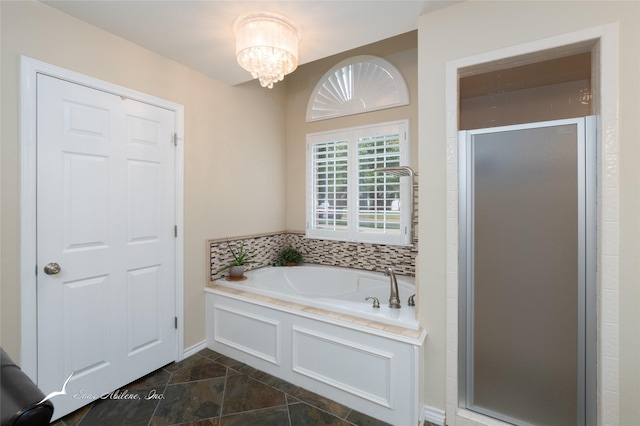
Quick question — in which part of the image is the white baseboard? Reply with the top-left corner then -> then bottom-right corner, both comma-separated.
183,340 -> 207,359
423,405 -> 446,426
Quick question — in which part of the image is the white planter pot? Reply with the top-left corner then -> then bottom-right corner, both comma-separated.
229,265 -> 246,278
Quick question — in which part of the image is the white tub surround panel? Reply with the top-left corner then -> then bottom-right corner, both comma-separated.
213,304 -> 281,365
292,326 -> 394,408
205,286 -> 425,426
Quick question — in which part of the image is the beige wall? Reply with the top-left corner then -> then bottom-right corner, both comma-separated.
0,1 -> 286,360
284,31 -> 419,231
418,0 -> 639,423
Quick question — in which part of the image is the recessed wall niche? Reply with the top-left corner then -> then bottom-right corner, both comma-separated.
459,52 -> 592,130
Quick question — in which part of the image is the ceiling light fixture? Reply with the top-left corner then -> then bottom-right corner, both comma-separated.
235,13 -> 300,89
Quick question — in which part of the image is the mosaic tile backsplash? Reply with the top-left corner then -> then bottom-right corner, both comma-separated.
209,233 -> 417,282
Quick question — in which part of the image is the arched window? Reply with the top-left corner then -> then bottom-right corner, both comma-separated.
306,55 -> 410,122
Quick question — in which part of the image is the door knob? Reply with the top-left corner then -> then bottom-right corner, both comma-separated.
44,262 -> 61,275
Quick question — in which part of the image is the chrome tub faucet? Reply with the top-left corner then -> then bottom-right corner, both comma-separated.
384,267 -> 401,309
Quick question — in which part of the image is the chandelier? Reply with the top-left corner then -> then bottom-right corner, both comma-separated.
235,13 -> 300,89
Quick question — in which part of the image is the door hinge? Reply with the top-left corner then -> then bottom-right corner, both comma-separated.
174,225 -> 178,238
174,317 -> 178,329
173,133 -> 178,146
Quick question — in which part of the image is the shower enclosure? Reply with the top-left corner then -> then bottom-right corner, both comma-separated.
458,117 -> 596,426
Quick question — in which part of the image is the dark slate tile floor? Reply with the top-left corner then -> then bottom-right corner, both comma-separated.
52,348 -> 437,426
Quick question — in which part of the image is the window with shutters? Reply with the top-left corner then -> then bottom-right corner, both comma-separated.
306,120 -> 410,245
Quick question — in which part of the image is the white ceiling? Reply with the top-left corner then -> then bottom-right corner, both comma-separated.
41,0 -> 459,86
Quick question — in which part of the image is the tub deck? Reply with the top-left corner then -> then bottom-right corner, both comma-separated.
206,282 -> 424,341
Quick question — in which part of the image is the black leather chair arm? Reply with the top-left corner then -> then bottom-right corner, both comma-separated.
1,348 -> 54,426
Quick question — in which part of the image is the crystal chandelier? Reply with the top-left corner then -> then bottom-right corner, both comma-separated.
235,13 -> 299,89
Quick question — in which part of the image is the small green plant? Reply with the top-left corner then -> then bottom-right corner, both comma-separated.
276,246 -> 304,266
216,240 -> 256,273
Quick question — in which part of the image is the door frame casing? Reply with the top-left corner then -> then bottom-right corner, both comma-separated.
443,23 -> 618,426
19,56 -> 185,381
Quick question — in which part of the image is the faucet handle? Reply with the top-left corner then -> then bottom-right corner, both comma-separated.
408,294 -> 416,306
365,297 -> 380,308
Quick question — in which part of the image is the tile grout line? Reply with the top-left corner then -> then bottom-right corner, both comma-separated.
218,365 -> 230,423
285,395 -> 294,426
145,370 -> 171,426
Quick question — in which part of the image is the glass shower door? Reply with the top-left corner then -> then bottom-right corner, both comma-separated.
458,117 -> 596,426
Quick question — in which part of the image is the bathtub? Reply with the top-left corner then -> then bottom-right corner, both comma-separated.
215,265 -> 419,330
205,264 -> 426,425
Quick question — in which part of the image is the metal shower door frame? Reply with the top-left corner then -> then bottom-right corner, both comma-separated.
458,116 -> 597,426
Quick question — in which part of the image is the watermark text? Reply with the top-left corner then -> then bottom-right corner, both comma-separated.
73,389 -> 165,401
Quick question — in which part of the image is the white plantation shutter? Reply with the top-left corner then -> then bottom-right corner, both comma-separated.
356,132 -> 403,240
307,121 -> 410,245
309,137 -> 349,237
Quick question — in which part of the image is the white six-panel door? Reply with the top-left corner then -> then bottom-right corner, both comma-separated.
36,74 -> 177,419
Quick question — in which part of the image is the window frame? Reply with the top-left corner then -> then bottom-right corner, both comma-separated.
306,120 -> 411,246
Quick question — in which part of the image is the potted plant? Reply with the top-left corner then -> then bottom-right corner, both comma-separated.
276,246 -> 304,266
216,240 -> 256,279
